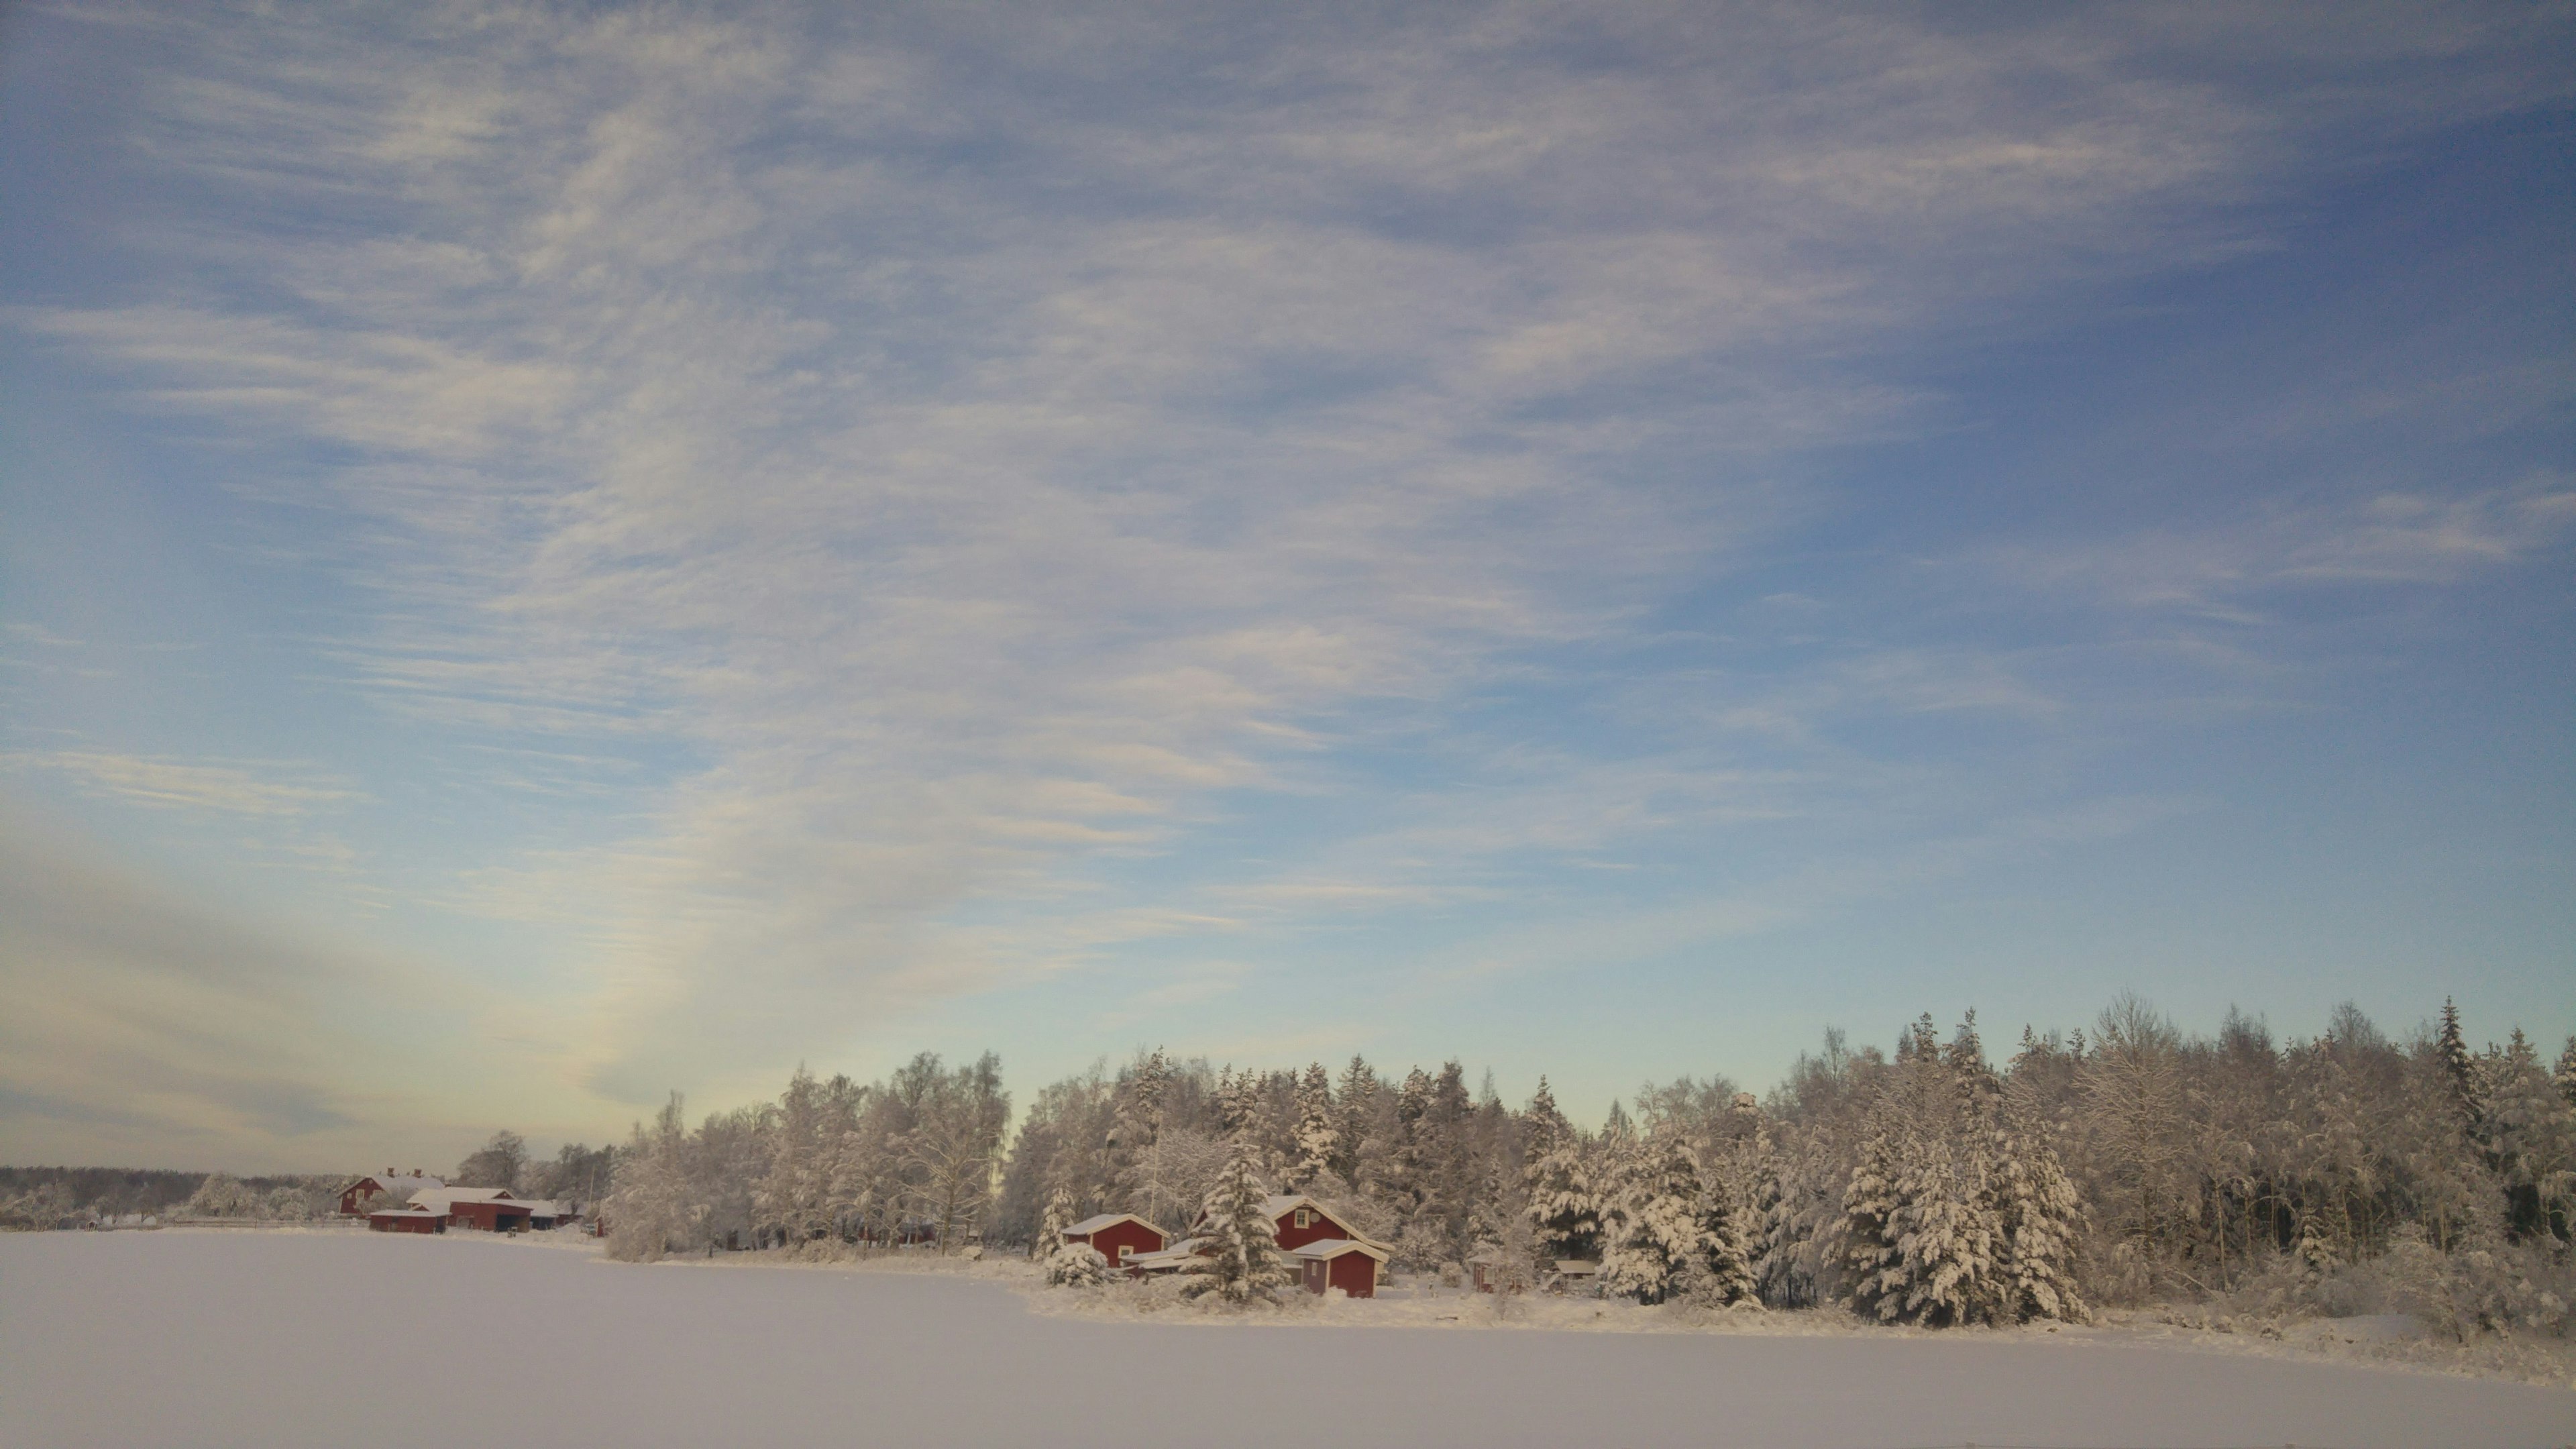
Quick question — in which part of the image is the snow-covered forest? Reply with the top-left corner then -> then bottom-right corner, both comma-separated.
602,996 -> 2571,1338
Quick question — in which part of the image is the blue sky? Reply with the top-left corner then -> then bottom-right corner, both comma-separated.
3,2 -> 2569,1171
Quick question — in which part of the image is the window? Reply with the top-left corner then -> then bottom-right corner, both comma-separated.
1118,1244 -> 1132,1262
1294,1209 -> 1312,1229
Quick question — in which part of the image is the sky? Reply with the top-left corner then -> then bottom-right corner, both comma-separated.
1,1 -> 2570,1174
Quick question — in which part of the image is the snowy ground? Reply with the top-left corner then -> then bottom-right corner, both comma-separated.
6,1230 -> 2572,1449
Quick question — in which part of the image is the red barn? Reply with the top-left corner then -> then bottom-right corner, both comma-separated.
452,1200 -> 533,1232
368,1205 -> 443,1234
1061,1213 -> 1167,1271
339,1171 -> 442,1216
410,1187 -> 533,1232
1291,1238 -> 1389,1298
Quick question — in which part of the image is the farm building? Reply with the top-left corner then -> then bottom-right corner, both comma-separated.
407,1187 -> 549,1232
368,1205 -> 443,1234
337,1171 -> 443,1216
1060,1213 -> 1166,1269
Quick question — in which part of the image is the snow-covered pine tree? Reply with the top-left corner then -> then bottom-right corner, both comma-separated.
2558,1036 -> 2576,1110
1334,1055 -> 1380,1185
2481,1028 -> 2576,1243
1034,1183 -> 1074,1261
1990,1114 -> 2088,1324
1181,1144 -> 1288,1304
1603,1126 -> 1705,1305
1838,1107 -> 1908,1319
1690,1149 -> 1762,1307
1289,1063 -> 1336,1189
1885,1142 -> 1998,1326
1108,1047 -> 1171,1212
1469,1152 -> 1540,1293
1527,1112 -> 1599,1266
2436,998 -> 2485,1132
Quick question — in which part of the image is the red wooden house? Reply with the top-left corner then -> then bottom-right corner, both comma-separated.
1061,1213 -> 1167,1271
338,1170 -> 442,1217
1140,1193 -> 1390,1297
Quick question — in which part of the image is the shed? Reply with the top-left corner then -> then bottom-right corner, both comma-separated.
1062,1213 -> 1168,1271
1291,1238 -> 1389,1298
1547,1258 -> 1603,1293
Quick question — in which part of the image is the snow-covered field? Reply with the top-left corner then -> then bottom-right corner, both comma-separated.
6,1230 -> 2571,1449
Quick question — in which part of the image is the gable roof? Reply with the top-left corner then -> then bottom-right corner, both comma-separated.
1063,1213 -> 1162,1240
346,1174 -> 443,1200
1289,1237 -> 1390,1263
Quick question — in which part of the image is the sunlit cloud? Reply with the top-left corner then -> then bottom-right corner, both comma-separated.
3,0 -> 2569,1162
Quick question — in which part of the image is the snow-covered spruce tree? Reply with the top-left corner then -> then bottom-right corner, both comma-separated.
1527,1124 -> 1599,1269
1884,1144 -> 1999,1326
1044,1242 -> 1114,1287
1034,1183 -> 1074,1261
1687,1152 -> 1762,1307
1990,1102 -> 2088,1323
1181,1145 -> 1288,1305
2481,1028 -> 2576,1244
1837,1106 -> 1909,1318
2435,998 -> 2485,1133
1289,1063 -> 1336,1190
2557,1036 -> 2576,1110
1603,1126 -> 1705,1305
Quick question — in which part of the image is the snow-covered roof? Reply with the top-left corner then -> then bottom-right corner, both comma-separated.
1552,1258 -> 1601,1275
1120,1238 -> 1205,1271
368,1203 -> 439,1218
1063,1213 -> 1159,1239
1289,1236 -> 1389,1263
404,1185 -> 515,1206
347,1173 -> 443,1199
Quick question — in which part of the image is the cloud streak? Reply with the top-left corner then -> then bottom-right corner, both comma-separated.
7,0 -> 2570,1128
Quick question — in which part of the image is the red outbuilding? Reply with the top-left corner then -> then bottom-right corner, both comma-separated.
1291,1238 -> 1389,1298
368,1205 -> 444,1234
1061,1213 -> 1167,1271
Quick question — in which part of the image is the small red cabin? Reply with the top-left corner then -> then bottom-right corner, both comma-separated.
1061,1213 -> 1167,1271
1292,1238 -> 1388,1297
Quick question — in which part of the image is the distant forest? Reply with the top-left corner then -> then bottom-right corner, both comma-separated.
11,995 -> 2567,1341
593,994 -> 2573,1339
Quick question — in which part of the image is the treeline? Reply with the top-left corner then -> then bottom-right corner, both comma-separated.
601,995 -> 2571,1334
0,1168 -> 343,1227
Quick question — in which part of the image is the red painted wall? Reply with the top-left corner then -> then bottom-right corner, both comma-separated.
370,1214 -> 438,1234
1272,1204 -> 1352,1253
1328,1252 -> 1377,1297
448,1201 -> 533,1232
1073,1218 -> 1166,1269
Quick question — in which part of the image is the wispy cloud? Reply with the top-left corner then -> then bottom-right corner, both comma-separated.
9,750 -> 357,816
8,0 -> 2570,1117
